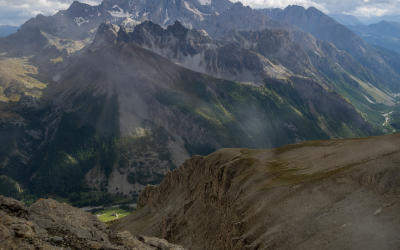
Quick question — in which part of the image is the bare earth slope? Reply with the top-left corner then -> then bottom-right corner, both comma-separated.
117,133 -> 400,250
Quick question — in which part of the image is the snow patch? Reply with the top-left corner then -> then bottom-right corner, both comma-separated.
383,111 -> 394,126
163,9 -> 170,24
199,0 -> 212,5
109,5 -> 132,18
143,12 -> 150,17
184,1 -> 204,20
74,17 -> 89,26
363,94 -> 375,104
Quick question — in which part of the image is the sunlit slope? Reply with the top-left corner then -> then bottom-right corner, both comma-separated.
0,57 -> 48,102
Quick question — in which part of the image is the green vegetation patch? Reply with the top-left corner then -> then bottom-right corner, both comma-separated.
155,76 -> 332,151
93,207 -> 133,222
0,175 -> 23,200
27,91 -> 120,197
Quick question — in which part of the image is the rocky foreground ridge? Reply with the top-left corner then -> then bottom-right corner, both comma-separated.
0,196 -> 184,250
117,133 -> 400,250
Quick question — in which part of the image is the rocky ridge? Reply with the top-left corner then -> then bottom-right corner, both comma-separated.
0,195 -> 184,250
116,133 -> 400,249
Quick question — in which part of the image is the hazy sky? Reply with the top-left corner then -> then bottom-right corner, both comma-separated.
1,0 -> 400,26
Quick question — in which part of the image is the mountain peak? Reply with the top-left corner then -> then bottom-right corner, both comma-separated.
285,5 -> 306,11
92,21 -> 119,47
67,0 -> 92,11
230,1 -> 247,10
166,21 -> 189,40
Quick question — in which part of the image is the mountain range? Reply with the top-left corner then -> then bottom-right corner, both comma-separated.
328,14 -> 364,26
0,0 -> 400,205
356,14 -> 400,25
347,21 -> 400,53
0,25 -> 20,37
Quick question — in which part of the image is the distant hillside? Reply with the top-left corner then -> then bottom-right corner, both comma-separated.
0,25 -> 20,37
348,21 -> 400,53
357,15 -> 400,25
328,14 -> 364,26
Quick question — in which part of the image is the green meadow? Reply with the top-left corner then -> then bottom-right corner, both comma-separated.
93,207 -> 133,222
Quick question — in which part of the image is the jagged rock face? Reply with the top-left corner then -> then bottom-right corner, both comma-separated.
18,0 -> 232,42
116,133 -> 400,250
219,29 -> 318,78
121,21 -> 291,84
0,195 -> 185,249
97,0 -> 233,27
91,22 -> 120,48
121,18 -> 395,110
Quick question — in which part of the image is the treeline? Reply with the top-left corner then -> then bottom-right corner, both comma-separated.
69,192 -> 137,208
27,92 -> 120,197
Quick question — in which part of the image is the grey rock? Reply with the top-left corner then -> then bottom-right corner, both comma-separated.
0,196 -> 185,250
51,236 -> 63,243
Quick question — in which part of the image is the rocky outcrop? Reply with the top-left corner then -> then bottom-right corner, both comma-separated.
117,133 -> 400,250
91,22 -> 120,48
0,195 -> 184,250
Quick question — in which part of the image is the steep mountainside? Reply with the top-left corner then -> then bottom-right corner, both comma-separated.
117,133 -> 400,250
119,20 -> 306,83
23,27 -> 380,198
348,21 -> 400,53
121,20 -> 392,127
260,5 -> 400,93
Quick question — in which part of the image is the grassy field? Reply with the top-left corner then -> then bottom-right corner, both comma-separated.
93,207 -> 132,222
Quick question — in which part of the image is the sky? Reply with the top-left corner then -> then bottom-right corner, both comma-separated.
0,0 -> 400,26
